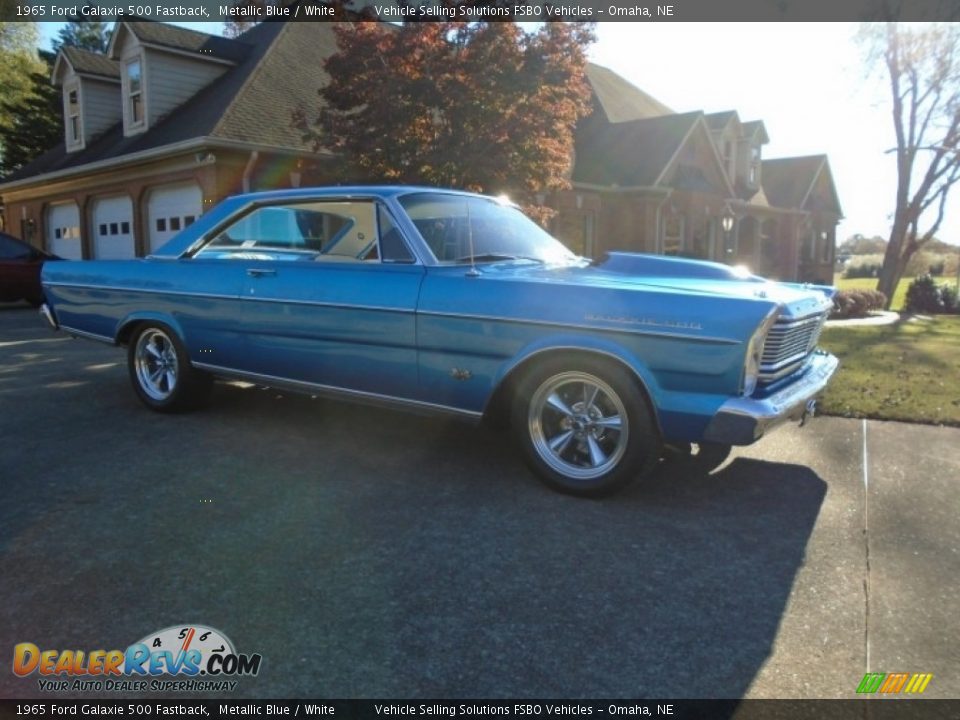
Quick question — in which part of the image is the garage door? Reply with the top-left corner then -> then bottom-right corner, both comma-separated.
147,183 -> 202,253
46,202 -> 82,259
92,196 -> 135,259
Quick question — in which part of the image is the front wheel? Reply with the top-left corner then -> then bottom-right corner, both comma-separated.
128,323 -> 211,413
512,358 -> 660,497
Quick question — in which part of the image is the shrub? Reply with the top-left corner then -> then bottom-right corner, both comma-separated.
904,274 -> 959,314
843,254 -> 885,279
844,262 -> 882,279
830,289 -> 888,319
940,283 -> 959,313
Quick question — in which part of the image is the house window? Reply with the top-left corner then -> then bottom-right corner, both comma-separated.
170,217 -> 181,232
68,89 -> 80,144
184,215 -> 195,227
748,145 -> 761,185
99,224 -> 107,236
156,218 -> 166,232
662,214 -> 683,256
121,221 -> 130,234
127,59 -> 143,125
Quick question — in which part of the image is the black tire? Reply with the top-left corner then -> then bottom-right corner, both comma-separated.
664,442 -> 732,474
511,356 -> 660,497
127,323 -> 212,413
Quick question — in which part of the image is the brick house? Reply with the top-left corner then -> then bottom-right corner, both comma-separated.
0,19 -> 841,282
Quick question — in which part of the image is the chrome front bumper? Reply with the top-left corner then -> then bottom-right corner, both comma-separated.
39,303 -> 58,331
703,351 -> 839,446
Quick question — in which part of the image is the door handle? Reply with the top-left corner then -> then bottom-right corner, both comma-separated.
246,268 -> 277,278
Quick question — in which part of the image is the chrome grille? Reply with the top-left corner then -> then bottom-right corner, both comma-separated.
759,312 -> 828,381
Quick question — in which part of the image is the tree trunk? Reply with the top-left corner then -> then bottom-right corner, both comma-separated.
877,218 -> 907,306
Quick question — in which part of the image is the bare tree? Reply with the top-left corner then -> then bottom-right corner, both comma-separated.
860,23 -> 960,306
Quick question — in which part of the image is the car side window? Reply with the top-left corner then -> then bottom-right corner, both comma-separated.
196,200 -> 414,264
378,205 -> 414,264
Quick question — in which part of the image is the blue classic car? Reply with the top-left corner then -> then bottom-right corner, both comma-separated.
40,186 -> 838,496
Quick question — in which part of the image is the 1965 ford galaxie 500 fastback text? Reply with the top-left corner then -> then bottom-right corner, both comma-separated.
40,186 -> 838,496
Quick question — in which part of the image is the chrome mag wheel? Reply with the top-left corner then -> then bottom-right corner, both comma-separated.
528,371 -> 629,482
134,327 -> 179,401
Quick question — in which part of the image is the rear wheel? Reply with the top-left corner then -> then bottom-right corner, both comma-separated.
128,323 -> 211,412
512,357 -> 660,497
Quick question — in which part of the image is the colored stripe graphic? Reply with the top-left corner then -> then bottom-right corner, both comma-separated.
857,672 -> 933,694
904,673 -> 934,694
857,673 -> 885,693
879,672 -> 909,693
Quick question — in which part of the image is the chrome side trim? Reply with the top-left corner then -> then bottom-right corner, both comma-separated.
417,309 -> 742,346
41,282 -> 414,315
39,303 -> 58,331
59,325 -> 116,345
192,362 -> 484,421
237,295 -> 413,314
43,281 -> 238,302
42,281 -> 741,344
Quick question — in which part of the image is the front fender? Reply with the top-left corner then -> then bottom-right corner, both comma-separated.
487,332 -> 664,414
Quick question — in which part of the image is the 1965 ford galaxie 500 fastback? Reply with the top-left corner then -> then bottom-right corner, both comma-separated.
40,186 -> 838,496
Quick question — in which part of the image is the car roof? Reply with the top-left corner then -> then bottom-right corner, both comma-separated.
227,185 -> 488,205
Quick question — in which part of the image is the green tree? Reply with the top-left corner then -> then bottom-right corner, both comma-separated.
0,22 -> 45,173
859,23 -> 960,307
53,18 -> 112,53
0,50 -> 63,178
0,22 -> 44,134
296,21 -> 595,215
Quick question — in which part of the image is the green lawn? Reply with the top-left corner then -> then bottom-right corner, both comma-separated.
833,273 -> 911,311
818,315 -> 960,426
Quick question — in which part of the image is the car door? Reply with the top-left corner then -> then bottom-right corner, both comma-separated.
196,198 -> 424,398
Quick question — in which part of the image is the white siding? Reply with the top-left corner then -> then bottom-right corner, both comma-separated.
82,78 -> 122,141
145,51 -> 226,127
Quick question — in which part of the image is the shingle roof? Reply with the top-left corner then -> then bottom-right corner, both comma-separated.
762,155 -> 827,209
586,63 -> 674,123
213,22 -> 340,149
574,111 -> 701,187
1,21 -> 287,185
741,120 -> 770,143
121,21 -> 250,63
61,46 -> 120,80
704,110 -> 738,130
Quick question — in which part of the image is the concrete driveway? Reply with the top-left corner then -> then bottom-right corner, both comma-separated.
0,303 -> 957,699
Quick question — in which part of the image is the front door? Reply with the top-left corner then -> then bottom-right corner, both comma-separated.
194,198 -> 424,399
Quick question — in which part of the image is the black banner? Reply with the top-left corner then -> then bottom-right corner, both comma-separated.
0,0 -> 959,22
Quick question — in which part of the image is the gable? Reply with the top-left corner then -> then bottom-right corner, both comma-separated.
573,111 -> 701,187
806,161 -> 843,215
660,119 -> 734,196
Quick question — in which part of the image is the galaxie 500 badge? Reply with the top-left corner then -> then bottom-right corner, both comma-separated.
12,624 -> 262,692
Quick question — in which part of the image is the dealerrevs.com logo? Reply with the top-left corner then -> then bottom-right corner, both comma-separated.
13,625 -> 262,693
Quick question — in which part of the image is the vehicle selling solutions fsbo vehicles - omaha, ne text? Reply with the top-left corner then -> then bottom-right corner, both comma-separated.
40,186 -> 839,496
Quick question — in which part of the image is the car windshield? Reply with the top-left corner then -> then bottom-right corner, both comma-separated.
398,192 -> 578,265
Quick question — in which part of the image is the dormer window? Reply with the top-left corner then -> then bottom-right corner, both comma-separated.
748,145 -> 761,185
67,88 -> 80,143
127,58 -> 143,126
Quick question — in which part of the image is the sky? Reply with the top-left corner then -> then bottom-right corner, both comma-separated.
37,21 -> 960,246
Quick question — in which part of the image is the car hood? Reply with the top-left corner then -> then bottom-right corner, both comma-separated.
480,252 -> 835,320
